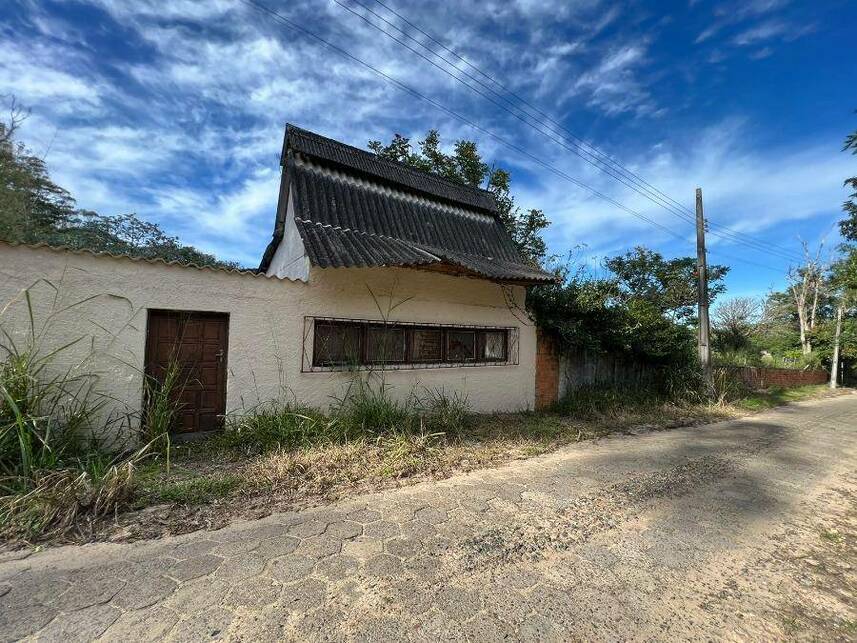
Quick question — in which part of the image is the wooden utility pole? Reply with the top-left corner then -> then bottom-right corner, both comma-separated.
696,188 -> 712,384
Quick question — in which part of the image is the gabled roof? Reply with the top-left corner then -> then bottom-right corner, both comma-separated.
260,125 -> 556,285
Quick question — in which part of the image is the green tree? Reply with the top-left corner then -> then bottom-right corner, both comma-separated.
528,246 -> 727,367
840,113 -> 857,242
604,246 -> 728,324
0,103 -> 237,269
368,130 -> 549,264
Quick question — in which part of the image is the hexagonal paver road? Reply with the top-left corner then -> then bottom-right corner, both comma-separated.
2,395 -> 856,641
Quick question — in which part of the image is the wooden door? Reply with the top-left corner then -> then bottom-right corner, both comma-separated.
145,310 -> 229,434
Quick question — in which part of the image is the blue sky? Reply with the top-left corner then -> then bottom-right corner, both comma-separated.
3,0 -> 855,300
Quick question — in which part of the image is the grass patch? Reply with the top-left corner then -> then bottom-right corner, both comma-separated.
732,385 -> 832,412
144,473 -> 244,506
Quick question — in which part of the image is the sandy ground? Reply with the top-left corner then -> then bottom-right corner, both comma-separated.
1,393 -> 855,641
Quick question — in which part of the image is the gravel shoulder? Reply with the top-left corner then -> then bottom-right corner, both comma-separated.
2,393 -> 856,641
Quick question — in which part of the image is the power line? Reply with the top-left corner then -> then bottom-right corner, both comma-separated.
238,0 -> 788,274
356,0 -> 805,263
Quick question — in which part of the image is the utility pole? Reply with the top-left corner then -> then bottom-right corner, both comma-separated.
696,188 -> 712,386
829,301 -> 843,389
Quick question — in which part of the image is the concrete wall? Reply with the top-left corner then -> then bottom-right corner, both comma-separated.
0,244 -> 536,443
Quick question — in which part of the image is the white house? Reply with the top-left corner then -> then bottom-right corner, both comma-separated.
0,125 -> 555,440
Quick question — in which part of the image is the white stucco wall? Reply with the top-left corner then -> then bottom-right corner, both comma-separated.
0,244 -> 536,443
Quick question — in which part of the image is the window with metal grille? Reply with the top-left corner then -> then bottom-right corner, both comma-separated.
310,320 -> 510,368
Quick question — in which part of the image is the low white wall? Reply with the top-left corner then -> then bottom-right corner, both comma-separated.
0,244 -> 536,443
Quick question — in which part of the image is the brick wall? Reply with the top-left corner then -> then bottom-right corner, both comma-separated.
535,329 -> 560,410
725,366 -> 828,389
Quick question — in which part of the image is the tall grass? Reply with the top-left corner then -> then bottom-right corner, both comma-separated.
0,285 -> 147,540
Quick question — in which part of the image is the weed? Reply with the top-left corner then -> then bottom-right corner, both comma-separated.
416,387 -> 471,435
150,474 -> 243,505
335,376 -> 413,434
819,528 -> 844,544
216,401 -> 341,455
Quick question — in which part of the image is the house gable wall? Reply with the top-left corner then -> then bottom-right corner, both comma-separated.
265,191 -> 310,281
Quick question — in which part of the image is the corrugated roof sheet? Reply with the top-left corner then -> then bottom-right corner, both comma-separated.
265,125 -> 557,285
286,125 -> 498,213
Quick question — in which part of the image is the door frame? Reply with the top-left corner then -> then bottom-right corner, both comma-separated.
143,308 -> 230,436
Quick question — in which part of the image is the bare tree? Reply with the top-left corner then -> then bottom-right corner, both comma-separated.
788,240 -> 825,355
713,296 -> 762,351
0,95 -> 29,145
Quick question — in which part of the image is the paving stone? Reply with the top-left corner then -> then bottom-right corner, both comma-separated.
363,520 -> 400,540
290,604 -> 347,641
401,554 -> 441,576
227,606 -> 288,641
210,539 -> 261,558
385,537 -> 422,560
412,608 -> 467,641
224,577 -> 282,609
212,552 -> 269,581
382,581 -> 435,616
399,520 -> 438,540
163,578 -> 230,616
314,555 -> 359,581
460,610 -> 516,642
341,536 -> 383,560
112,575 -> 177,610
168,607 -> 234,642
253,535 -> 300,558
167,553 -> 223,581
324,520 -> 362,540
279,578 -> 326,613
414,507 -> 448,525
172,539 -> 220,560
266,555 -> 316,582
287,519 -> 328,539
0,603 -> 57,641
35,603 -> 120,642
101,605 -> 181,642
362,554 -> 404,578
517,614 -> 566,642
351,615 -> 411,641
296,536 -> 342,560
434,585 -> 482,622
51,576 -> 125,611
4,576 -> 72,608
242,523 -> 292,541
346,508 -> 382,524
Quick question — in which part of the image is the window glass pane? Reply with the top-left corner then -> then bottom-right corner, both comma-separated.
314,323 -> 361,365
411,328 -> 442,362
366,326 -> 406,363
447,330 -> 476,361
483,331 -> 506,361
